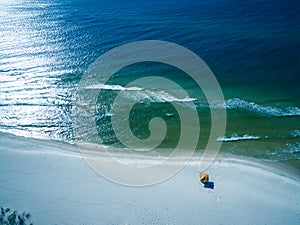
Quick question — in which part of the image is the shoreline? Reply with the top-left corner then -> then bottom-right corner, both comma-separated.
0,131 -> 299,224
1,131 -> 299,178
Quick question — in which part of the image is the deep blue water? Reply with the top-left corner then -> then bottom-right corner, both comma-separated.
0,0 -> 299,166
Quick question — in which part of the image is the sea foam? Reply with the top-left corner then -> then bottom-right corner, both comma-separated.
85,84 -> 143,91
217,133 -> 261,142
225,98 -> 300,117
87,83 -> 196,103
198,98 -> 300,117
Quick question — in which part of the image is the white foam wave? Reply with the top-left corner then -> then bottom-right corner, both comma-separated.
268,142 -> 300,161
217,133 -> 261,142
285,142 -> 300,154
226,98 -> 300,116
120,89 -> 196,103
104,112 -> 114,117
85,84 -> 143,91
166,113 -> 174,117
291,130 -> 300,137
144,90 -> 196,103
201,98 -> 300,117
85,84 -> 196,103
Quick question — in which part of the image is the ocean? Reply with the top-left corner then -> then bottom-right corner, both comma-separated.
0,0 -> 299,167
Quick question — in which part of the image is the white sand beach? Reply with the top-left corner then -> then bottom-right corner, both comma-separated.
0,132 -> 299,225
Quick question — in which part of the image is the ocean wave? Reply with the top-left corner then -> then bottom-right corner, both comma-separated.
142,90 -> 196,103
267,142 -> 300,161
112,88 -> 196,103
201,98 -> 300,117
85,84 -> 143,91
225,98 -> 300,116
85,83 -> 196,103
216,133 -> 261,142
285,142 -> 300,154
291,130 -> 300,137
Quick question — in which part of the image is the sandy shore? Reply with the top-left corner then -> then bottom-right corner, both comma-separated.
0,132 -> 299,225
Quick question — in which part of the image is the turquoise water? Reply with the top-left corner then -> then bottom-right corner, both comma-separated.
0,0 -> 299,167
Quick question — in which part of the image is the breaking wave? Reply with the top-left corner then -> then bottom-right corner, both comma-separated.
225,98 -> 300,116
291,130 -> 300,138
137,90 -> 196,103
267,142 -> 300,161
87,83 -> 196,103
217,133 -> 261,142
199,98 -> 300,117
85,84 -> 143,91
